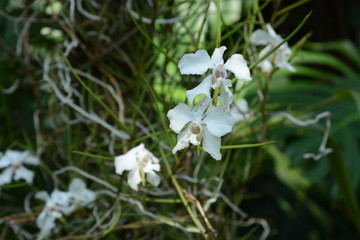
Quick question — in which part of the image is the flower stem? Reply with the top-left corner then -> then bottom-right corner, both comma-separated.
212,87 -> 220,106
216,0 -> 221,48
158,147 -> 206,235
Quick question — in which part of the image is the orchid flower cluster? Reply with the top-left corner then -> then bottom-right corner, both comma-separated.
167,46 -> 252,160
250,23 -> 296,73
35,178 -> 96,239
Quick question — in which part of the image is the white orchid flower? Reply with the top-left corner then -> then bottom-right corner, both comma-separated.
178,46 -> 252,81
167,97 -> 235,160
250,23 -> 295,73
115,143 -> 161,191
0,150 -> 39,185
179,46 -> 251,105
35,190 -> 72,240
35,179 -> 96,239
68,178 -> 96,208
230,99 -> 251,122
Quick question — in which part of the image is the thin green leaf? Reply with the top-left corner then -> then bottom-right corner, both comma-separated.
102,200 -> 121,236
328,137 -> 360,232
219,141 -> 276,150
276,0 -> 311,16
72,150 -> 114,160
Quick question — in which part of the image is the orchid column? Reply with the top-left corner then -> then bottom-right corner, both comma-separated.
167,46 -> 252,160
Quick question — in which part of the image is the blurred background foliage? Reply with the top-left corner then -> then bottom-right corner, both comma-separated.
0,0 -> 359,239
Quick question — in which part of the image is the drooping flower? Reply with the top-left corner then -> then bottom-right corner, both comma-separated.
167,97 -> 235,160
35,190 -> 72,240
0,150 -> 39,185
114,144 -> 161,191
35,178 -> 96,239
250,24 -> 295,73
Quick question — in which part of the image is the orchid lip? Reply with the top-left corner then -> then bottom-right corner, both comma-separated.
189,122 -> 201,135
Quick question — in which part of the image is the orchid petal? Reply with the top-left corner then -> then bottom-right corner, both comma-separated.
192,96 -> 212,119
0,155 -> 12,168
13,166 -> 34,184
23,152 -> 40,165
178,50 -> 211,75
203,106 -> 235,137
36,210 -> 59,240
143,161 -> 160,172
189,128 -> 202,145
172,129 -> 191,154
128,168 -> 141,191
69,178 -> 86,193
35,191 -> 50,202
146,171 -> 160,187
219,90 -> 234,112
69,178 -> 96,206
186,75 -> 212,104
275,49 -> 296,72
210,46 -> 226,68
224,54 -> 252,81
167,103 -> 194,133
250,29 -> 273,46
265,23 -> 279,39
202,127 -> 221,160
0,167 -> 13,185
212,78 -> 232,90
114,144 -> 143,175
258,59 -> 273,73
51,190 -> 71,207
150,154 -> 160,164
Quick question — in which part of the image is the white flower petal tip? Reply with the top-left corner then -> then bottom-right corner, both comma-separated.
69,178 -> 96,207
167,103 -> 193,133
0,150 -> 39,185
114,144 -> 161,191
202,128 -> 222,160
250,29 -> 273,46
224,54 -> 252,81
210,46 -> 227,67
185,75 -> 212,104
219,89 -> 234,112
288,65 -> 296,72
178,49 -> 211,75
114,144 -> 143,175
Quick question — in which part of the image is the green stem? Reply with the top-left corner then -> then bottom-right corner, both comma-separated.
72,150 -> 114,160
158,147 -> 206,235
219,141 -> 276,150
216,0 -> 221,48
212,87 -> 220,105
118,193 -> 182,204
